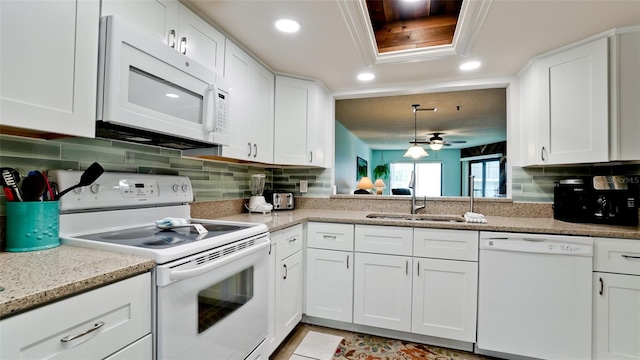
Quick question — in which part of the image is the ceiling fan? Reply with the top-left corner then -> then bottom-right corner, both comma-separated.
411,133 -> 467,151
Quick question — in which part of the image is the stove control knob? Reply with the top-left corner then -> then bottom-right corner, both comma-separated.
90,184 -> 100,194
181,184 -> 189,192
73,187 -> 83,195
172,184 -> 180,192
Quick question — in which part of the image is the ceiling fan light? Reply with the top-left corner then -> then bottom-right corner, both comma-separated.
403,144 -> 429,158
275,19 -> 301,33
429,141 -> 444,151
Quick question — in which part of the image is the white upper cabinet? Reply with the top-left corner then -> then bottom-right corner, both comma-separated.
610,29 -> 640,161
0,0 -> 99,137
525,37 -> 609,165
274,76 -> 331,167
520,27 -> 640,166
218,39 -> 274,163
102,0 -> 225,75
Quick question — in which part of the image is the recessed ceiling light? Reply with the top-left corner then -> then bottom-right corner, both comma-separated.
275,19 -> 301,33
166,93 -> 179,98
459,61 -> 481,71
357,73 -> 375,81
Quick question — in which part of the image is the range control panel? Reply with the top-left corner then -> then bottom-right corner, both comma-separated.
50,170 -> 193,212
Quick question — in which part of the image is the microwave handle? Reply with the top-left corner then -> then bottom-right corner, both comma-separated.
204,84 -> 217,133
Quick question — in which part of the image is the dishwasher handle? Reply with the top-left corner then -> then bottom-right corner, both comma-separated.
480,238 -> 593,256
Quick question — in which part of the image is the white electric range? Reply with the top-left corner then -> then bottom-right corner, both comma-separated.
52,170 -> 270,360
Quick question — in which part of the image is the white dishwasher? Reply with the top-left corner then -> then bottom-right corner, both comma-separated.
476,232 -> 593,360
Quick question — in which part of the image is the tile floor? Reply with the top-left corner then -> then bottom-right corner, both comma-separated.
269,323 -> 495,360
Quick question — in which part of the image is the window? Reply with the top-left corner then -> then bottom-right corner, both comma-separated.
390,162 -> 442,196
470,159 -> 500,197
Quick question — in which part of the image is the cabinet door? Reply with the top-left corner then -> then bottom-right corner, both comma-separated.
275,251 -> 303,344
537,37 -> 609,164
611,30 -> 640,161
353,253 -> 412,332
412,258 -> 478,342
0,0 -> 99,137
274,76 -> 317,165
593,272 -> 640,360
101,0 -> 179,46
306,248 -> 353,322
266,241 -> 278,356
177,4 -> 225,75
249,61 -> 275,163
222,39 -> 252,160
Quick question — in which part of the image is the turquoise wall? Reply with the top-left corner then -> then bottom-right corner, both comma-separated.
334,121 -> 372,194
371,149 -> 462,196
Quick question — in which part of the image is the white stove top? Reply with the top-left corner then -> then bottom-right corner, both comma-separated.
52,171 -> 268,264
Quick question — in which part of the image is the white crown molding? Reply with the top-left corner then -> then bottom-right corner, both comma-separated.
337,0 -> 493,65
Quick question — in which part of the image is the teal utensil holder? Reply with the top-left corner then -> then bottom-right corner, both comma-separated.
6,201 -> 60,252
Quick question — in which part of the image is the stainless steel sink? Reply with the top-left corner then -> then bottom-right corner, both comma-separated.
366,213 -> 465,222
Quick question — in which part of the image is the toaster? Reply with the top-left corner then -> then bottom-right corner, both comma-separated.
271,192 -> 295,210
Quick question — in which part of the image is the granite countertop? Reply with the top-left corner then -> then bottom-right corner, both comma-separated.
0,246 -> 155,318
213,209 -> 640,240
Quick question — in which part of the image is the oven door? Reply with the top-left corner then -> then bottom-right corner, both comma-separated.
97,15 -> 229,146
156,235 -> 269,360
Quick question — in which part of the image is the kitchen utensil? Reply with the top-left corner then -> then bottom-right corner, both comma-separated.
1,167 -> 23,202
42,170 -> 55,200
247,174 -> 272,213
21,171 -> 47,201
55,162 -> 104,200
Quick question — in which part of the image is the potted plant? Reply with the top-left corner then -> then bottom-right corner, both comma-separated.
373,162 -> 389,179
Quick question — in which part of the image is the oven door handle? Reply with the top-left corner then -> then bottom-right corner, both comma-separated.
169,240 -> 270,281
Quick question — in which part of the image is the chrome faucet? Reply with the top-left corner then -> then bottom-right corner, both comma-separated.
469,175 -> 475,213
409,170 -> 426,214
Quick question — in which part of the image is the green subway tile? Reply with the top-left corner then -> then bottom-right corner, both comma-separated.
162,148 -> 182,157
111,139 -> 163,155
61,143 -> 125,164
542,166 -> 590,176
53,137 -> 113,148
126,152 -> 172,167
0,156 -> 78,173
138,167 -> 180,175
0,136 -> 61,159
176,170 -> 210,180
170,156 -> 204,170
202,161 -> 230,172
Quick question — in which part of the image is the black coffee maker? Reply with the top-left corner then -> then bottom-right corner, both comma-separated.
554,176 -> 639,226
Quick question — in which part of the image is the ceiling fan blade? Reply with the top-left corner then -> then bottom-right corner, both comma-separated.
444,140 -> 467,144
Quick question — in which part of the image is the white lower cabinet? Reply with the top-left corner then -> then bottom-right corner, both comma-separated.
306,222 -> 354,323
268,225 -> 304,356
411,258 -> 478,342
593,237 -> 640,360
306,248 -> 353,322
0,273 -> 152,359
353,252 -> 413,332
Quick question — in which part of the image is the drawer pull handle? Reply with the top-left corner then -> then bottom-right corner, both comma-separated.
61,321 -> 105,343
346,254 -> 349,269
323,235 -> 337,239
417,261 -> 420,276
283,264 -> 288,280
288,237 -> 297,244
599,277 -> 604,296
621,255 -> 640,260
406,260 -> 408,275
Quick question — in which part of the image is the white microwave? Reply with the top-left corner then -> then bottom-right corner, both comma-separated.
97,15 -> 229,150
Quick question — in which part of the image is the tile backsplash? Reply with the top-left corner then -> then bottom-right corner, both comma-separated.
0,134 -> 332,215
511,164 -> 640,203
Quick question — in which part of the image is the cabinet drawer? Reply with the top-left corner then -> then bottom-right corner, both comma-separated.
594,237 -> 640,275
307,222 -> 354,251
0,273 -> 151,359
413,228 -> 479,261
273,224 -> 303,260
355,225 -> 413,256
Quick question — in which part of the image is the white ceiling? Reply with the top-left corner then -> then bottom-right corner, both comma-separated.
184,0 -> 640,150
